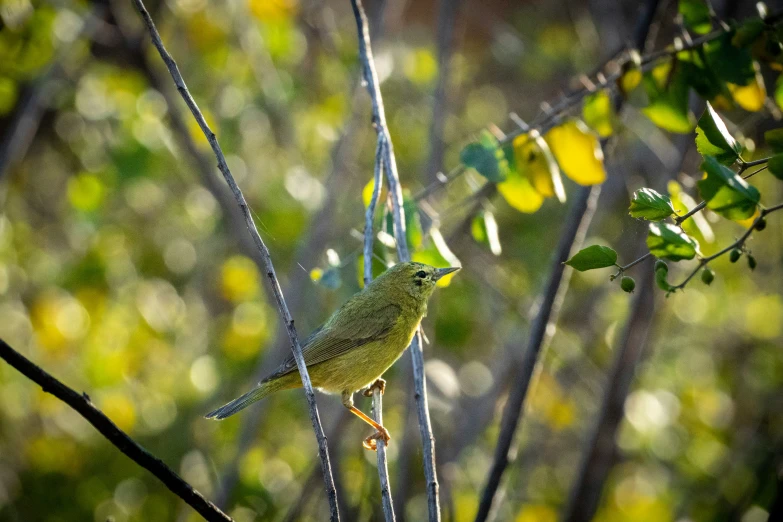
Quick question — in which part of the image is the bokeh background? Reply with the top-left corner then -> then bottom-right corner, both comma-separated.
1,0 -> 782,521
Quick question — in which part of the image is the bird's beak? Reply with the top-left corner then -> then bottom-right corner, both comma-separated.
433,266 -> 461,281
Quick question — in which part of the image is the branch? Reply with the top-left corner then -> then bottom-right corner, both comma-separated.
613,156 -> 773,279
474,2 -> 662,519
363,129 -> 395,520
473,184 -> 601,521
670,202 -> 783,291
350,0 -> 440,519
129,1 -> 340,519
0,339 -> 233,522
372,388 -> 396,521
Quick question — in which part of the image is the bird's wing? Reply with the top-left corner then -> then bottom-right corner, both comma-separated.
263,302 -> 402,381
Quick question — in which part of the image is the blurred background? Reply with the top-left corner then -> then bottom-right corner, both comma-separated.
1,0 -> 782,521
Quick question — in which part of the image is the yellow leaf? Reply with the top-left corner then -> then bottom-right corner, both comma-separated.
729,67 -> 766,112
619,68 -> 642,94
513,131 -> 565,202
498,171 -> 544,213
545,120 -> 607,185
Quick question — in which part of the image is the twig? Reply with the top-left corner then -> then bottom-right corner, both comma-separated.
615,156 -> 773,277
373,388 -> 396,521
365,134 -> 386,286
362,129 -> 396,520
0,339 -> 233,522
670,202 -> 783,290
129,1 -> 340,519
350,0 -> 440,519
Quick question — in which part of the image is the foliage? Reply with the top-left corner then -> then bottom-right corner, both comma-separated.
0,2 -> 782,522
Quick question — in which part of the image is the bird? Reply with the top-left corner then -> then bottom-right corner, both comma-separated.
205,261 -> 460,450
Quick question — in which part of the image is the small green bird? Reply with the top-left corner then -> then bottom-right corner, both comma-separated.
206,262 -> 459,450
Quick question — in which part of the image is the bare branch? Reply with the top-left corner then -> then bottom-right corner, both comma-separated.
473,184 -> 601,521
129,1 -> 339,519
0,339 -> 233,522
350,0 -> 440,519
474,2 -> 662,519
372,387 -> 396,521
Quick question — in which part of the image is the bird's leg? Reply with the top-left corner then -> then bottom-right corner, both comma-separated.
342,391 -> 391,451
362,378 -> 386,397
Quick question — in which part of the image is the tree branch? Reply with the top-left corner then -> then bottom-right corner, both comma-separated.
474,2 -> 661,519
0,339 -> 233,522
350,0 -> 440,519
473,184 -> 601,522
129,1 -> 340,519
362,130 -> 395,520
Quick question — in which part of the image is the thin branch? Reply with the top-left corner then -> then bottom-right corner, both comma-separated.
670,202 -> 783,291
0,339 -> 233,522
129,1 -> 339,519
365,134 -> 386,286
362,130 -> 396,520
373,388 -> 396,521
350,0 -> 440,519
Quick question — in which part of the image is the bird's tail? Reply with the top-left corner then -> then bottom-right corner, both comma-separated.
205,380 -> 281,420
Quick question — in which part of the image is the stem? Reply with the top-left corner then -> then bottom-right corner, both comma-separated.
671,202 -> 783,290
0,340 -> 233,522
130,1 -> 340,519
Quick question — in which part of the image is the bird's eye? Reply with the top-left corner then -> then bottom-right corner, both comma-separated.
415,270 -> 427,278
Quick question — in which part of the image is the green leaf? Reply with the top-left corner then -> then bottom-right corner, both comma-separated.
732,18 -> 766,48
764,128 -> 783,153
679,0 -> 711,35
564,245 -> 618,271
460,130 -> 508,182
703,32 -> 755,86
679,52 -> 726,102
582,90 -> 614,137
768,153 -> 783,180
629,188 -> 675,220
647,223 -> 701,261
695,102 -> 742,165
698,156 -> 760,220
642,61 -> 695,133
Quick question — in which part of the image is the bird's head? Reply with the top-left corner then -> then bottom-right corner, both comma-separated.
375,262 -> 460,300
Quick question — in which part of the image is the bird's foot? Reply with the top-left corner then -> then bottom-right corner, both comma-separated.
362,425 -> 391,451
362,378 -> 386,397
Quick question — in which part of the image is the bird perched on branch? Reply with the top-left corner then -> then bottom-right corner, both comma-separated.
206,262 -> 460,450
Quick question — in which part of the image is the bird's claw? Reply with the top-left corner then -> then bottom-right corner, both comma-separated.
362,378 -> 386,397
362,426 -> 391,451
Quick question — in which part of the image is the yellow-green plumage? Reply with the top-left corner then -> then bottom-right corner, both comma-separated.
205,262 -> 458,420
